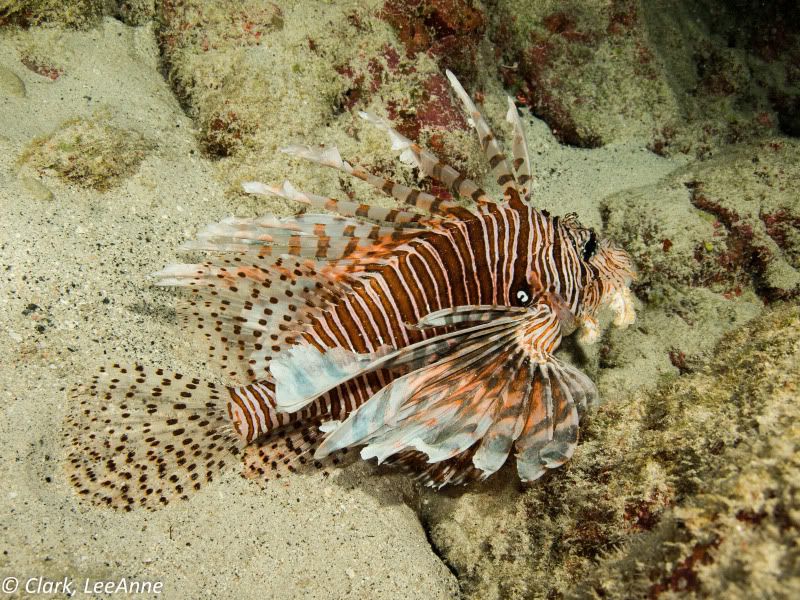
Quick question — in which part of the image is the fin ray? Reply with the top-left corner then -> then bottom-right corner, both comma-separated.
446,70 -> 522,206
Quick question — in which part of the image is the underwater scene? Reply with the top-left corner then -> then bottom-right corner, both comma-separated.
0,1 -> 798,598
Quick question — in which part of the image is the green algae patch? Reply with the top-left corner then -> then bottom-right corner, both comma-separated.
0,0 -> 104,28
19,117 -> 153,191
424,304 -> 800,599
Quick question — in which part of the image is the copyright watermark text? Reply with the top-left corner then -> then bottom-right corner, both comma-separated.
2,576 -> 163,596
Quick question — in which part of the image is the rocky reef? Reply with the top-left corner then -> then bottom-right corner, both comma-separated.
603,138 -> 800,303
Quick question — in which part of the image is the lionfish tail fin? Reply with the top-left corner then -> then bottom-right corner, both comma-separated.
64,363 -> 243,510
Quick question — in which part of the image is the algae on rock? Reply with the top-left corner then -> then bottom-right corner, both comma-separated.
603,138 -> 800,302
0,0 -> 104,28
18,116 -> 152,191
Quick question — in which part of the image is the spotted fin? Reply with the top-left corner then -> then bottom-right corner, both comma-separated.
65,364 -> 242,510
241,417 -> 347,481
153,256 -> 349,384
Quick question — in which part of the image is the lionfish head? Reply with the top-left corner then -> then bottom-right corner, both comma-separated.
559,215 -> 637,343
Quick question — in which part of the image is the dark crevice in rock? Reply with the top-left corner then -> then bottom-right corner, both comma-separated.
419,514 -> 463,597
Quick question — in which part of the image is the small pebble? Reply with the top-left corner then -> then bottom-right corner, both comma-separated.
19,176 -> 54,201
0,65 -> 26,97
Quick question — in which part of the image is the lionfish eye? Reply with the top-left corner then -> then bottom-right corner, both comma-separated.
582,230 -> 598,261
515,289 -> 531,305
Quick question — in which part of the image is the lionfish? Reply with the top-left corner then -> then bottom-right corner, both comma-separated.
66,71 -> 636,509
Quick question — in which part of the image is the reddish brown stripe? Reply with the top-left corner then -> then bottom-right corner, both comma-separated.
379,264 -> 417,327
497,173 -> 514,185
355,282 -> 394,346
228,387 -> 254,442
407,251 -> 441,312
451,172 -> 466,193
414,241 -> 451,307
334,301 -> 367,353
466,219 -> 493,303
431,227 -> 468,306
511,207 -> 532,299
398,254 -> 428,316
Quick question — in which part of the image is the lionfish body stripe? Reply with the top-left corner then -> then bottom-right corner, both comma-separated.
65,71 -> 636,509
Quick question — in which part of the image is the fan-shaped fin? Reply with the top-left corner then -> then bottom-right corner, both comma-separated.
384,447 -> 486,488
270,310 -> 528,413
65,363 -> 243,510
302,304 -> 596,486
471,350 -> 531,476
153,256 -> 348,384
514,358 -> 597,481
312,321 -> 520,462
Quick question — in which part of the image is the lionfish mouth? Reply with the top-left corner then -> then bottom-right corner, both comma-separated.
608,286 -> 636,328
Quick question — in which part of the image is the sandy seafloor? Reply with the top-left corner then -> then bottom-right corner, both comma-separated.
0,13 -> 792,600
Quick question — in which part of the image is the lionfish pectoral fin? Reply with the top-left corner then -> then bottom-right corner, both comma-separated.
314,306 -> 544,486
271,308 -> 529,414
513,356 -> 598,482
270,344 -> 390,413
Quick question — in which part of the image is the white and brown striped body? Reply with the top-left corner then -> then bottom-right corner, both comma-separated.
226,201 -> 624,448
